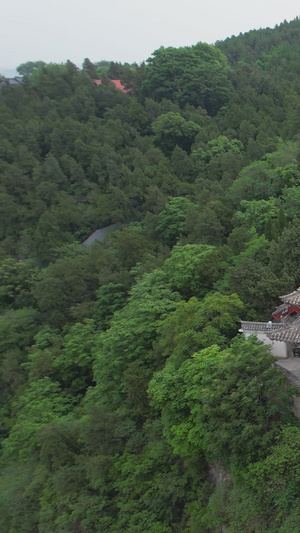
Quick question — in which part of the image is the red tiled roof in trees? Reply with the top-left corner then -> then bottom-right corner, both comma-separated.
93,79 -> 130,93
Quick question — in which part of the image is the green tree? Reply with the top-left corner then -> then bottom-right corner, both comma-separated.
0,258 -> 37,310
17,60 -> 46,76
152,112 -> 201,154
156,197 -> 196,247
92,267 -> 181,410
228,160 -> 281,205
53,319 -> 97,395
197,135 -> 243,163
143,43 -> 233,115
156,293 -> 243,368
2,377 -> 71,460
163,243 -> 221,299
149,337 -> 294,467
94,283 -> 127,330
268,220 -> 300,286
185,200 -> 233,245
32,255 -> 95,328
82,58 -> 98,79
0,461 -> 40,533
226,257 -> 287,319
234,198 -> 280,233
281,187 -> 300,218
0,307 -> 40,355
246,425 -> 300,517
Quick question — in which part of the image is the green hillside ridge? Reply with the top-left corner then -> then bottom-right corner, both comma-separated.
2,16 -> 300,532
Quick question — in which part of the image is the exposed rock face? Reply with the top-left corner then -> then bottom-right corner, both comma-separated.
276,358 -> 300,389
293,397 -> 300,420
275,358 -> 300,420
208,463 -> 231,487
208,464 -> 231,532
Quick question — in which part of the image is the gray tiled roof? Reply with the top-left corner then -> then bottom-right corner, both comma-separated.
267,317 -> 300,343
280,287 -> 300,306
241,321 -> 284,332
0,76 -> 23,86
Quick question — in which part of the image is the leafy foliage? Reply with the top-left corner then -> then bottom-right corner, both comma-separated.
143,43 -> 233,114
2,18 -> 300,532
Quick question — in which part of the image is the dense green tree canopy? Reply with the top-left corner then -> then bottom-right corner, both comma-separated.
149,337 -> 294,466
16,60 -> 46,76
2,16 -> 300,533
143,43 -> 233,114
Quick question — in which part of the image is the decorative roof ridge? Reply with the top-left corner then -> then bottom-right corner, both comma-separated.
272,303 -> 289,315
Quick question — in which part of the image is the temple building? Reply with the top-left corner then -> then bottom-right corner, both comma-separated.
272,287 -> 300,322
240,287 -> 300,359
240,287 -> 300,418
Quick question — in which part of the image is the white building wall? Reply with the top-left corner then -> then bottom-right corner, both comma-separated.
243,329 -> 290,358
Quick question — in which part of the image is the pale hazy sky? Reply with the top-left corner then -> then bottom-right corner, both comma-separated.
2,0 -> 300,71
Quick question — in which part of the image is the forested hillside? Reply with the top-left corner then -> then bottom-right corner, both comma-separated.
2,17 -> 300,532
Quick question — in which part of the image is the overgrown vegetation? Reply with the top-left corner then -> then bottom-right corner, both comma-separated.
2,17 -> 300,532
